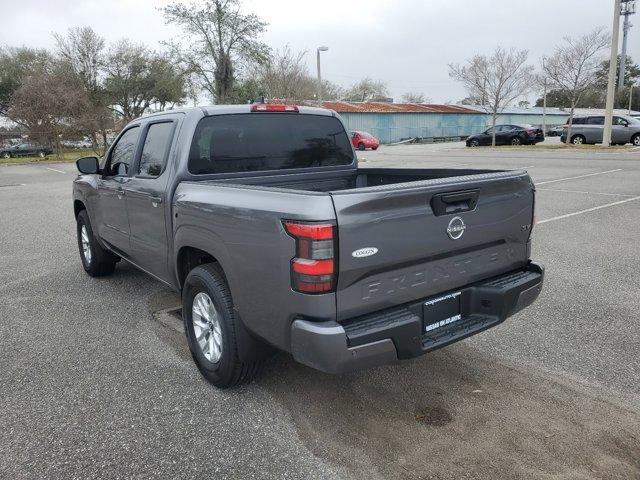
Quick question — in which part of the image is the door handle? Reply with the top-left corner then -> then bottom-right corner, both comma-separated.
431,189 -> 479,216
149,195 -> 163,206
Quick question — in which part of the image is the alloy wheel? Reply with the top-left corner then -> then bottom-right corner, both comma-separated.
192,292 -> 223,363
81,225 -> 92,264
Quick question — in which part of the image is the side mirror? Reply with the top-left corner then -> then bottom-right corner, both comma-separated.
76,156 -> 99,174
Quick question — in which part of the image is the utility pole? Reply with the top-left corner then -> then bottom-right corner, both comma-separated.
630,84 -> 634,114
316,46 -> 328,105
618,0 -> 636,90
603,0 -> 622,146
541,58 -> 548,135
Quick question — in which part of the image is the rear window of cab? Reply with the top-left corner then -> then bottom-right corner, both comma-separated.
188,113 -> 354,174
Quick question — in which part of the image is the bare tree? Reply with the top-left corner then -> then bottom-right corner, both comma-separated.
401,92 -> 430,103
254,46 -> 343,102
449,47 -> 534,146
258,46 -> 315,101
543,27 -> 610,144
54,27 -> 111,150
344,78 -> 389,102
0,47 -> 52,115
54,27 -> 104,93
163,0 -> 269,104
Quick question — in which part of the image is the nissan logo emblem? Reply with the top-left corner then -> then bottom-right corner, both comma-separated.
446,216 -> 466,240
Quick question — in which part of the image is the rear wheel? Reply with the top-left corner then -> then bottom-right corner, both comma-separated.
510,137 -> 522,146
76,210 -> 118,276
182,264 -> 264,389
632,134 -> 640,146
571,134 -> 586,145
357,142 -> 365,151
372,146 -> 378,150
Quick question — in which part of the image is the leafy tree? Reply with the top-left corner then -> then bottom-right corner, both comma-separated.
104,40 -> 186,120
0,47 -> 52,115
595,55 -> 640,89
450,47 -> 534,146
163,0 -> 269,104
344,78 -> 389,102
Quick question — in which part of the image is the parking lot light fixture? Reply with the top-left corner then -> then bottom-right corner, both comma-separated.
317,46 -> 329,105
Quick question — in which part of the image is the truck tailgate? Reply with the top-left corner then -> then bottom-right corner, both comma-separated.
330,170 -> 534,321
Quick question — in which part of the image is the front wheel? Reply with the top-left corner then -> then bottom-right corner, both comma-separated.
76,210 -> 118,276
631,134 -> 640,146
1,152 -> 10,159
182,264 -> 264,388
468,139 -> 479,147
37,151 -> 46,158
357,142 -> 365,151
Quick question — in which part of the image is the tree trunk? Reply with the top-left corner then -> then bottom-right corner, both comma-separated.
565,102 -> 576,146
491,113 -> 497,146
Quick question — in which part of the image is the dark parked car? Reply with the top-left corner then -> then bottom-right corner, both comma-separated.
0,142 -> 53,158
466,124 -> 544,147
73,104 -> 543,388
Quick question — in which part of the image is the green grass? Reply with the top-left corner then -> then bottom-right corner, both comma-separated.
0,149 -> 101,165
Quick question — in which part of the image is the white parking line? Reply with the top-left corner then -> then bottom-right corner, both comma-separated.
537,195 -> 640,224
45,167 -> 66,174
536,169 -> 622,185
537,188 -> 635,197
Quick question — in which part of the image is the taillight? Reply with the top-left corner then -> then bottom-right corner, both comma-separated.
251,104 -> 299,113
283,220 -> 336,294
526,129 -> 536,137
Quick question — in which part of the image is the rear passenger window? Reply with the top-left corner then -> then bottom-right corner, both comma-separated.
138,122 -> 174,177
586,117 -> 604,125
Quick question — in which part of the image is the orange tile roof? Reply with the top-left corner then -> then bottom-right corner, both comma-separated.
315,101 -> 477,114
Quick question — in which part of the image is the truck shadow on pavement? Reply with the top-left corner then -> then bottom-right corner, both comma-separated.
258,348 -> 640,480
149,291 -> 639,480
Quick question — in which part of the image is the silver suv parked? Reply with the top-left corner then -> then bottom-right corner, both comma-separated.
561,115 -> 640,145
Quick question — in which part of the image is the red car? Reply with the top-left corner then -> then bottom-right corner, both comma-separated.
350,130 -> 380,150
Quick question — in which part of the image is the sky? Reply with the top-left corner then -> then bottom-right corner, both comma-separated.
0,0 -> 637,104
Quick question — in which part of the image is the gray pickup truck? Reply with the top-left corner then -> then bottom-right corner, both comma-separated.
73,104 -> 544,388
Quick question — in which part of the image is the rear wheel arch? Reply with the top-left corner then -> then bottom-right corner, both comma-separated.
177,246 -> 227,290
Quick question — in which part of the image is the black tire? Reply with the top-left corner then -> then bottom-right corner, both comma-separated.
182,264 -> 263,388
357,142 -> 365,151
571,134 -> 586,145
37,151 -> 46,158
468,138 -> 479,147
631,134 -> 640,147
372,146 -> 378,150
76,210 -> 117,277
1,152 -> 10,159
510,136 -> 522,146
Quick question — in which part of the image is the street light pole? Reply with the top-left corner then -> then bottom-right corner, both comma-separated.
603,0 -> 622,146
316,46 -> 328,105
541,58 -> 548,135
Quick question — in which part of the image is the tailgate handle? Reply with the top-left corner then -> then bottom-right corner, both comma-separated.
431,189 -> 479,216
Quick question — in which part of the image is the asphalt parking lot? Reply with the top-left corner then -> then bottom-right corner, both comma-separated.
1,144 -> 639,479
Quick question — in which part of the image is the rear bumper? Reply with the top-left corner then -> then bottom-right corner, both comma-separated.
290,261 -> 544,374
